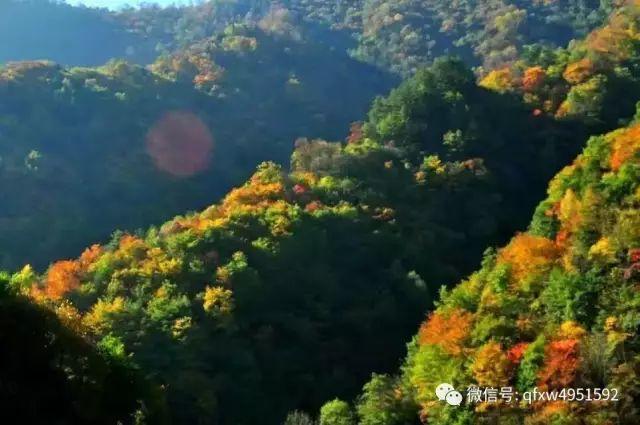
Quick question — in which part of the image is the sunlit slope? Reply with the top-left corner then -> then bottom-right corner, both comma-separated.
116,0 -> 613,75
479,1 -> 640,129
15,56 -> 591,424
329,120 -> 640,425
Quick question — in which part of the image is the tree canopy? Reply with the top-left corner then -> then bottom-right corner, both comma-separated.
3,1 -> 640,424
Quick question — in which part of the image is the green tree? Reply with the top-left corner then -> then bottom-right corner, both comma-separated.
357,374 -> 415,425
320,399 -> 355,425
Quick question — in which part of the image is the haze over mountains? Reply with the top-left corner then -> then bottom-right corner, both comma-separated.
66,0 -> 192,9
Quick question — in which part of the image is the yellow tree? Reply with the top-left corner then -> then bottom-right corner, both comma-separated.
472,341 -> 513,387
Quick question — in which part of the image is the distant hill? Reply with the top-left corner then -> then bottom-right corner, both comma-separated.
1,0 -> 614,74
0,0 -> 160,65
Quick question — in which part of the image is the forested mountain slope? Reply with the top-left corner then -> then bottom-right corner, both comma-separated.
7,56 -> 590,424
479,1 -> 640,127
0,23 -> 392,270
305,5 -> 640,423
3,0 -> 614,75
0,274 -> 162,424
115,0 -> 615,75
339,0 -> 614,75
321,116 -> 640,425
3,2 -> 640,425
0,0 -> 626,271
116,0 -> 616,76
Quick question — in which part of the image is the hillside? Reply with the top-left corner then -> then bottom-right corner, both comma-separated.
1,0 -> 625,275
0,23 -> 392,270
0,274 -> 163,424
319,116 -> 640,425
3,0 -> 613,75
9,56 -> 592,424
3,1 -> 640,425
303,6 -> 640,423
478,2 -> 640,129
113,0 -> 614,76
342,0 -> 614,75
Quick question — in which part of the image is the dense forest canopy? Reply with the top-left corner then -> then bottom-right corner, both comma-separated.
3,0 -> 640,424
0,276 -> 161,424
1,0 -> 630,270
0,20 -> 392,270
2,0 -> 617,73
307,2 -> 640,424
319,114 -> 640,425
18,53 -> 595,423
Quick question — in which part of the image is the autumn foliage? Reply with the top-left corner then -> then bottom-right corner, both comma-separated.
585,8 -> 640,62
355,109 -> 640,423
537,339 -> 580,390
43,260 -> 81,300
79,244 -> 103,269
479,67 -> 515,93
497,234 -> 559,282
522,66 -> 546,91
609,124 -> 640,171
418,309 -> 473,356
563,58 -> 595,84
506,342 -> 529,364
472,341 -> 513,387
11,3 -> 640,422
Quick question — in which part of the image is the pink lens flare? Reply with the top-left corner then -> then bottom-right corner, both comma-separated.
146,111 -> 214,177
